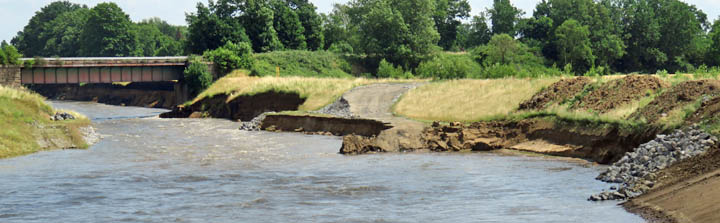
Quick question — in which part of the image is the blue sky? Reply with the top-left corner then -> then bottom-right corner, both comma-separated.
1,0 -> 718,43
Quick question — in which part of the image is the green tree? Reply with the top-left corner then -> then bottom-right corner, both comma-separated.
11,1 -> 84,57
184,58 -> 213,97
292,0 -> 325,50
79,3 -> 137,56
136,23 -> 183,56
488,0 -> 522,35
465,14 -> 492,48
139,17 -> 187,41
708,18 -> 720,67
243,0 -> 284,52
433,0 -> 471,50
2,45 -> 23,65
271,0 -> 307,50
478,34 -> 539,65
38,8 -> 90,57
186,2 -> 250,54
555,19 -> 594,73
353,0 -> 440,68
203,41 -> 255,75
322,4 -> 357,51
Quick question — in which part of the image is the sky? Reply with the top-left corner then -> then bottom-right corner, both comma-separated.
1,0 -> 719,43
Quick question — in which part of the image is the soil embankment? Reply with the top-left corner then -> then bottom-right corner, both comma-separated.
161,91 -> 306,121
261,115 -> 391,136
519,77 -> 591,110
30,82 -> 179,108
576,75 -> 667,113
421,119 -> 659,164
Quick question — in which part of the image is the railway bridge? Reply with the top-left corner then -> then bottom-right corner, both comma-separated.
0,57 -> 205,106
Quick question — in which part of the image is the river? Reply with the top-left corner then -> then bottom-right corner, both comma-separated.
0,101 -> 643,222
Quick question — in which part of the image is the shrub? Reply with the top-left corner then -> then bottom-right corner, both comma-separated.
203,41 -> 254,76
252,50 -> 353,78
23,59 -> 35,68
184,58 -> 213,97
33,56 -> 47,67
2,45 -> 22,65
328,41 -> 354,54
376,59 -> 410,78
0,49 -> 6,65
416,54 -> 482,79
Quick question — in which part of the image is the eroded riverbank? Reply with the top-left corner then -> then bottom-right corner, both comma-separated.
0,101 -> 643,222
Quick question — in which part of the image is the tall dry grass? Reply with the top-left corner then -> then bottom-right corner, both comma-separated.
393,78 -> 562,122
196,70 -> 416,111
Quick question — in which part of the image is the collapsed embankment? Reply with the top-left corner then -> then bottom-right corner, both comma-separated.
261,114 -> 391,136
0,86 -> 96,159
160,91 -> 306,121
29,82 -> 180,109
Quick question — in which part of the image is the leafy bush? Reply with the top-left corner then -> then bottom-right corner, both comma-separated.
376,59 -> 412,78
203,41 -> 254,76
2,45 -> 22,65
0,49 -> 6,65
328,41 -> 354,54
184,57 -> 213,97
416,54 -> 482,79
252,50 -> 352,78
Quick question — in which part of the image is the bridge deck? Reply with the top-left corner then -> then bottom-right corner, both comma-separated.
20,57 -> 188,84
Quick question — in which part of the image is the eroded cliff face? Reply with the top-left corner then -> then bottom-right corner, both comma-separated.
30,83 -> 179,109
161,91 -> 306,121
341,119 -> 661,164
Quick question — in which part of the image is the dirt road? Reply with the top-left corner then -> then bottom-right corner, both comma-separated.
341,83 -> 426,152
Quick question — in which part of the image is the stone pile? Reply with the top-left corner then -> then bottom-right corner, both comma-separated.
315,96 -> 355,118
590,125 -> 717,201
239,113 -> 270,131
50,112 -> 75,121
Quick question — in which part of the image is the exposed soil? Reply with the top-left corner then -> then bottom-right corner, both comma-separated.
30,83 -> 179,108
519,77 -> 591,110
624,146 -> 720,223
577,75 -> 667,113
421,119 -> 660,164
261,114 -> 392,136
632,80 -> 720,123
687,95 -> 720,124
160,91 -> 306,121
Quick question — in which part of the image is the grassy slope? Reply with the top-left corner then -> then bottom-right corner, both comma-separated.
394,74 -> 720,133
195,70 -> 416,111
0,86 -> 89,159
393,78 -> 563,122
253,50 -> 353,78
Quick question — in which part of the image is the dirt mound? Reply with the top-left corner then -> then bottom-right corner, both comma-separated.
519,77 -> 591,110
688,96 -> 720,123
631,80 -> 720,123
577,75 -> 666,113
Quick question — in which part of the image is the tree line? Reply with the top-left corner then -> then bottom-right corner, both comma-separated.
10,0 -> 720,76
11,1 -> 185,57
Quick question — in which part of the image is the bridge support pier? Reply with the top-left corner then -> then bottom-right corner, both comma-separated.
174,82 -> 189,104
0,66 -> 21,87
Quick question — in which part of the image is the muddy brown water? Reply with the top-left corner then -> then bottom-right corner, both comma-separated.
0,101 -> 643,222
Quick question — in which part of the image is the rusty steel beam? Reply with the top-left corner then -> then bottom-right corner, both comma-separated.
21,65 -> 182,84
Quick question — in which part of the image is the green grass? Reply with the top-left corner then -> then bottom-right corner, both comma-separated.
252,50 -> 353,78
0,86 -> 89,159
